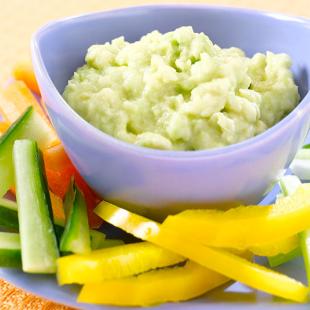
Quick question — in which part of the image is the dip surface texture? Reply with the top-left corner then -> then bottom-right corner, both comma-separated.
63,27 -> 299,151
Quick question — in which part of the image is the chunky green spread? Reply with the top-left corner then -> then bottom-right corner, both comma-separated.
63,26 -> 299,151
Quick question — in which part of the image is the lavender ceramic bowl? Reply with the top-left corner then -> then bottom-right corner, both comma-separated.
31,5 -> 310,219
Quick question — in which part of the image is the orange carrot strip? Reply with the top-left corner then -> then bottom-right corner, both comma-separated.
0,121 -> 9,134
50,190 -> 65,225
43,144 -> 102,228
0,81 -> 59,147
43,144 -> 73,172
12,60 -> 40,94
1,80 -> 47,123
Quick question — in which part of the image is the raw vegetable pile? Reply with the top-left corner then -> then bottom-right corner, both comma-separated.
0,61 -> 310,306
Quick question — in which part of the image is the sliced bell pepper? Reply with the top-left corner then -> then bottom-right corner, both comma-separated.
95,202 -> 309,303
57,242 -> 184,285
249,235 -> 298,257
278,175 -> 310,284
78,261 -> 229,306
161,184 -> 310,250
12,60 -> 40,94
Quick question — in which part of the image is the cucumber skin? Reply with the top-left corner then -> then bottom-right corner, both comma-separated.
0,207 -> 19,231
14,140 -> 59,273
60,182 -> 91,254
0,203 -> 64,236
0,249 -> 21,268
0,107 -> 33,198
54,224 -> 64,241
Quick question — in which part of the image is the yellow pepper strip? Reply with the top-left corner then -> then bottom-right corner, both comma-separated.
162,184 -> 310,249
249,235 -> 298,257
95,202 -> 309,303
57,242 -> 184,285
78,260 -> 229,306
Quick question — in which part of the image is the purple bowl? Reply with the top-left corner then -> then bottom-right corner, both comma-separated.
31,5 -> 310,219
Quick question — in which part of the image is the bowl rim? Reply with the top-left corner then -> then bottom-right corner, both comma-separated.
31,3 -> 310,159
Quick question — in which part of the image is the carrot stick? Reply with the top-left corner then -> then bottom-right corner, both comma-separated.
12,60 -> 40,94
0,81 -> 59,147
0,121 -> 9,134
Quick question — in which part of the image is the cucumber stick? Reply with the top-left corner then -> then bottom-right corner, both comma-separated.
276,175 -> 310,285
0,198 -> 102,249
90,230 -> 106,250
0,198 -> 19,230
0,232 -> 21,267
14,140 -> 59,273
60,181 -> 91,254
267,247 -> 301,268
89,230 -> 125,250
268,175 -> 302,267
95,239 -> 124,249
0,197 -> 64,239
0,106 -> 55,197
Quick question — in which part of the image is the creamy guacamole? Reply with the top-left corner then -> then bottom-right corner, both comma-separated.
63,26 -> 299,151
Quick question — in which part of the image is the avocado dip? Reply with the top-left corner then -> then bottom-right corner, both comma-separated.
63,26 -> 299,151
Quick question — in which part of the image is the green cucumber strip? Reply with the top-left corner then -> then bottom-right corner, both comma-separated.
0,198 -> 17,210
0,106 -> 55,197
96,239 -> 124,249
267,175 -> 302,268
290,159 -> 310,180
54,224 -> 64,241
299,230 -> 310,284
268,247 -> 301,268
60,181 -> 91,254
278,175 -> 302,196
63,178 -> 75,219
0,197 -> 64,237
277,175 -> 310,285
302,144 -> 310,149
14,140 -> 59,273
0,198 -> 19,230
295,148 -> 310,160
90,230 -> 106,250
0,107 -> 33,198
0,232 -> 21,267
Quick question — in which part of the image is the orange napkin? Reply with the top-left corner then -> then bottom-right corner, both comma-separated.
0,278 -> 74,309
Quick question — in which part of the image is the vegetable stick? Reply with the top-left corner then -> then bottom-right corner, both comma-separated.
95,202 -> 309,303
278,175 -> 310,284
57,242 -> 184,285
14,140 -> 59,273
161,184 -> 310,249
0,121 -> 9,134
12,60 -> 40,94
78,261 -> 228,306
0,81 -> 59,146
